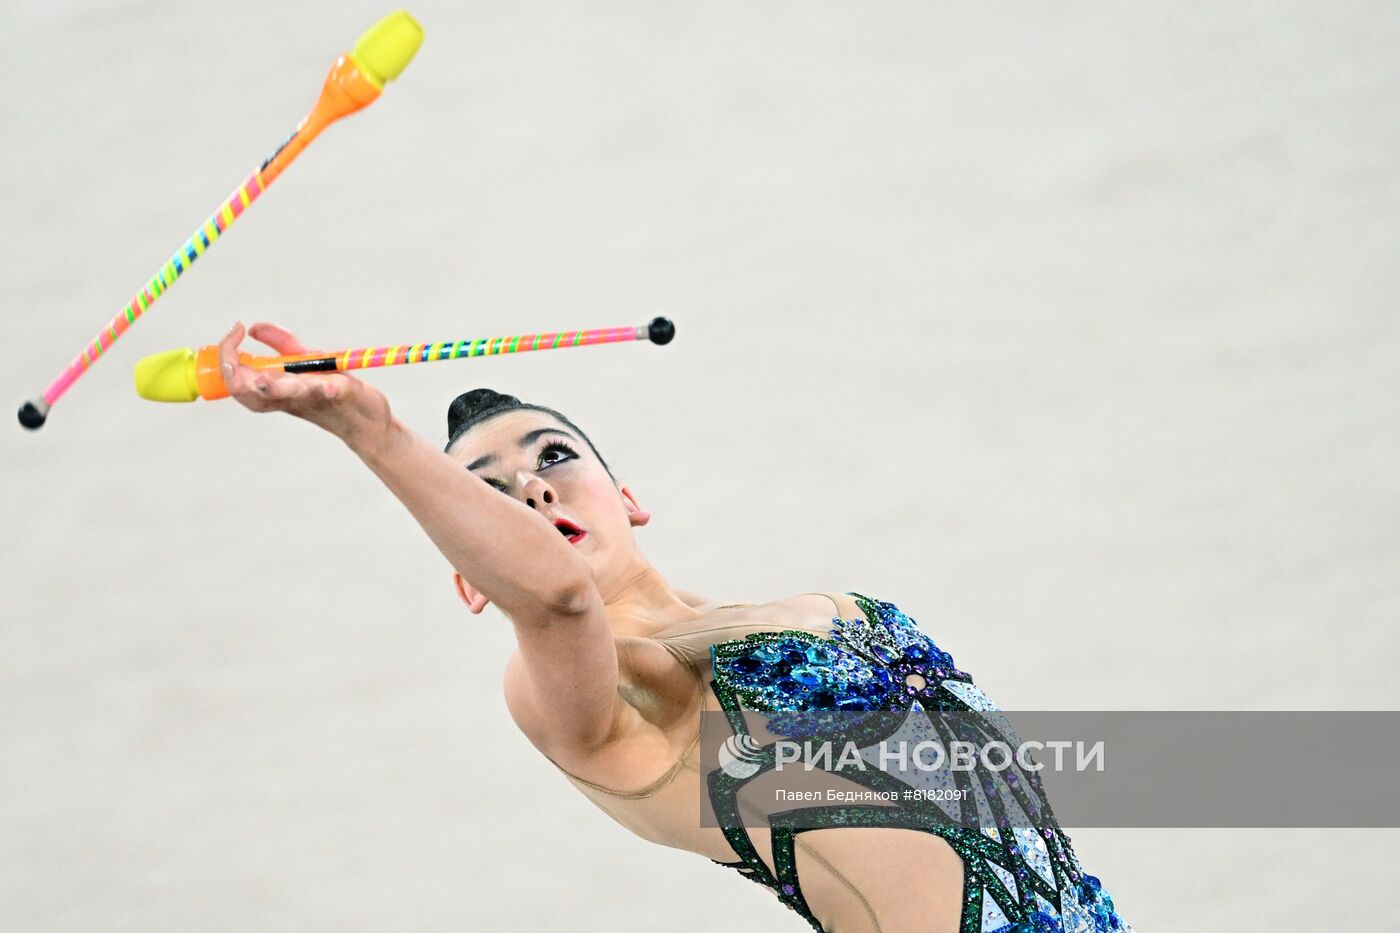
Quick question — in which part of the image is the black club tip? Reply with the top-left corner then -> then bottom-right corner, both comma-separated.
647,317 -> 675,346
18,401 -> 48,431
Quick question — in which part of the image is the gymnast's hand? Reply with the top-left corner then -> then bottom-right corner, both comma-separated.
218,321 -> 393,447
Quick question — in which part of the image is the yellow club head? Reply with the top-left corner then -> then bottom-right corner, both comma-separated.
351,10 -> 424,89
134,347 -> 199,403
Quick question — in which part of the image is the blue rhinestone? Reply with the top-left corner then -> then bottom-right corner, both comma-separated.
810,690 -> 837,709
733,656 -> 763,675
905,644 -> 928,661
753,644 -> 781,662
804,645 -> 834,665
871,643 -> 896,664
791,666 -> 821,686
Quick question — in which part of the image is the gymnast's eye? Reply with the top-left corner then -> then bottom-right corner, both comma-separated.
482,477 -> 510,494
537,440 -> 578,470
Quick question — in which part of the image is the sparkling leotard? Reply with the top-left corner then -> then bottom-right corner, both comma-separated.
706,594 -> 1132,933
547,593 -> 1132,932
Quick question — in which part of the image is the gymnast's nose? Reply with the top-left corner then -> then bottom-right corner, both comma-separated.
520,474 -> 557,511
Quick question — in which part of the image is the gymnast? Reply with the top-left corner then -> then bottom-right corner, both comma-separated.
215,320 -> 1131,933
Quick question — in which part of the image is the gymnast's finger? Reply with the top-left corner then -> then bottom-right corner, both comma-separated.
248,322 -> 314,356
219,322 -> 280,412
217,321 -> 252,396
250,368 -> 312,406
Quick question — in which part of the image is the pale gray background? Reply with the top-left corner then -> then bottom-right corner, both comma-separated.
3,2 -> 1396,931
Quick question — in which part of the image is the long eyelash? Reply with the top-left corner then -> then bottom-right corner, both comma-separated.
538,440 -> 578,468
476,441 -> 577,491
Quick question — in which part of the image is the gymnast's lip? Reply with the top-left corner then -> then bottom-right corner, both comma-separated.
553,518 -> 587,545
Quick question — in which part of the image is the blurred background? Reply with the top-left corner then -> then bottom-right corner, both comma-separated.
3,2 -> 1396,930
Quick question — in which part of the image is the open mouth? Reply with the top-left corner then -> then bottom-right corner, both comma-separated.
552,518 -> 587,545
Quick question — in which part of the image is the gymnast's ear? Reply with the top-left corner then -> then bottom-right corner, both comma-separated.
619,484 -> 651,527
453,572 -> 491,614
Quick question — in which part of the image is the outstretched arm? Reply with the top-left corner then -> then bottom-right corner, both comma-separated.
217,322 -> 621,753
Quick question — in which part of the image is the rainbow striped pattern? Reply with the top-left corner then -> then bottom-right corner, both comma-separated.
42,169 -> 270,406
326,326 -> 643,372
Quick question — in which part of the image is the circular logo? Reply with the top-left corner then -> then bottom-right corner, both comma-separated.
719,733 -> 764,779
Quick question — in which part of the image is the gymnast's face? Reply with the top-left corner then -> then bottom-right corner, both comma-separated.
446,409 -> 648,595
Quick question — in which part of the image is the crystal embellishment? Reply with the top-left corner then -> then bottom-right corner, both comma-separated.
706,593 -> 1133,932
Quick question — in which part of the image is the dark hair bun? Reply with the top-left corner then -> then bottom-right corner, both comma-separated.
447,388 -> 522,442
442,388 -> 613,477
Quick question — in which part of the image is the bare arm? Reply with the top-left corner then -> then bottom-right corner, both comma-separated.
218,322 -> 621,752
360,420 -> 622,753
356,418 -> 592,618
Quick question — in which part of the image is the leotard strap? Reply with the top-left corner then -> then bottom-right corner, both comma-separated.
802,591 -> 862,622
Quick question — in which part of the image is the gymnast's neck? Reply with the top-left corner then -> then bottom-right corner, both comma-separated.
602,563 -> 704,637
